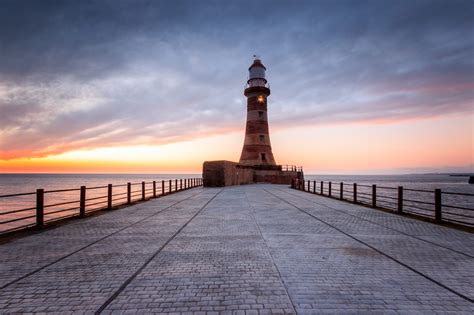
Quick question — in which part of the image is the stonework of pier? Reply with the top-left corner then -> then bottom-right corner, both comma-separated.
0,185 -> 473,314
202,161 -> 299,187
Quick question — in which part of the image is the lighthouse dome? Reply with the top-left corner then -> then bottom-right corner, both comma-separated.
249,58 -> 266,80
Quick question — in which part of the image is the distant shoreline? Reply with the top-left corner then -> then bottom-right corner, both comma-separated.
449,174 -> 474,177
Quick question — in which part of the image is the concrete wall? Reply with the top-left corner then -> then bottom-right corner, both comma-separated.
254,170 -> 298,184
203,160 -> 301,187
202,161 -> 253,187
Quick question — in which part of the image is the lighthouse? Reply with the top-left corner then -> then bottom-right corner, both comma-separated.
239,57 -> 276,166
202,57 -> 303,187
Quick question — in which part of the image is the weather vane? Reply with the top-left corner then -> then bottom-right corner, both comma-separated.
253,54 -> 260,59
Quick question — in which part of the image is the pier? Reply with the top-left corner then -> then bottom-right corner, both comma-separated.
1,184 -> 473,313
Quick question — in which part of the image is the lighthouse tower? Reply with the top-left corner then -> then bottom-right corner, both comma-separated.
202,57 -> 302,187
239,57 -> 276,166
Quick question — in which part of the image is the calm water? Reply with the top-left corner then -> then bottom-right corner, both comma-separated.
0,173 -> 472,232
305,174 -> 473,194
0,173 -> 199,195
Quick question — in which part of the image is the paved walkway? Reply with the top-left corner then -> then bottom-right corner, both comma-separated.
0,185 -> 473,314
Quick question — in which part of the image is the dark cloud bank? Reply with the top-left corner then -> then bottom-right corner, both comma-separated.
0,0 -> 473,159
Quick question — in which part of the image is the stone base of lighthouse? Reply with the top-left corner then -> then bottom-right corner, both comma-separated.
202,160 -> 303,187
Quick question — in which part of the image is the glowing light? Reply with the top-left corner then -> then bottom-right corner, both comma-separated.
257,95 -> 265,103
0,113 -> 472,174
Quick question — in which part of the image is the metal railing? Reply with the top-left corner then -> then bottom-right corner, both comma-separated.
291,179 -> 474,228
244,81 -> 270,89
0,178 -> 203,235
282,165 -> 303,172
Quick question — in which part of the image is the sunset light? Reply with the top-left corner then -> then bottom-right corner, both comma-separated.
1,1 -> 473,313
0,0 -> 472,175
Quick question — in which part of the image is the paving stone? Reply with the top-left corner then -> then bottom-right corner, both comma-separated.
0,185 -> 473,313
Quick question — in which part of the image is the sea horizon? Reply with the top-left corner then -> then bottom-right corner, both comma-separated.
1,171 -> 473,175
1,172 -> 472,195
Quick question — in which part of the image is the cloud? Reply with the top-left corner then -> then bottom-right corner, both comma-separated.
0,0 -> 473,159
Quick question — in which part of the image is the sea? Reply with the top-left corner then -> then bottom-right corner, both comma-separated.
0,173 -> 472,232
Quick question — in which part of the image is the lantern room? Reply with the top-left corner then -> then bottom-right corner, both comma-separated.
247,58 -> 268,88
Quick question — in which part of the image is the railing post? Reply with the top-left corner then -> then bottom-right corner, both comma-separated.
127,182 -> 131,204
307,180 -> 310,192
36,189 -> 44,228
353,183 -> 357,203
372,184 -> 376,208
141,182 -> 145,200
175,179 -> 178,191
180,179 -> 183,190
153,181 -> 156,198
340,182 -> 343,200
80,186 -> 86,218
161,180 -> 165,196
107,184 -> 112,209
435,189 -> 442,223
313,180 -> 316,194
398,186 -> 403,214
169,180 -> 172,193
329,182 -> 332,197
320,181 -> 323,195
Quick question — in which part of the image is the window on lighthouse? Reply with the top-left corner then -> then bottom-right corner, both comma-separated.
259,135 -> 264,143
261,153 -> 267,161
258,111 -> 264,119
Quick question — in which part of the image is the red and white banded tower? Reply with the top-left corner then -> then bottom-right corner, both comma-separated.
239,57 -> 276,166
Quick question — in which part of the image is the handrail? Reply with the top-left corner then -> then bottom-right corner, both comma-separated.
0,192 -> 36,198
281,165 -> 304,172
292,178 -> 473,228
0,177 -> 203,235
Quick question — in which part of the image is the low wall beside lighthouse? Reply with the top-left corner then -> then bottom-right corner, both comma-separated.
202,160 -> 302,187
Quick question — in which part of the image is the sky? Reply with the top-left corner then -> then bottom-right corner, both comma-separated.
0,0 -> 473,174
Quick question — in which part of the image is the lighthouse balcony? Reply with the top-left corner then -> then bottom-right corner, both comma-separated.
245,80 -> 270,89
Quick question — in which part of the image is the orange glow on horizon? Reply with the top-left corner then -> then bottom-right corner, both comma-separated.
1,113 -> 472,174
